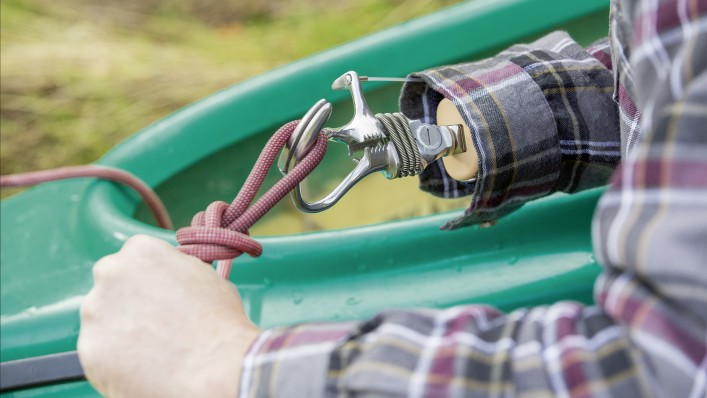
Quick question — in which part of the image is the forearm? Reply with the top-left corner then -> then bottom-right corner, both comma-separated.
591,1 -> 707,395
402,32 -> 622,229
240,304 -> 648,397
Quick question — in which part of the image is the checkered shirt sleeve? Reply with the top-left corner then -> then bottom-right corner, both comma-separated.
239,1 -> 707,397
401,31 -> 621,230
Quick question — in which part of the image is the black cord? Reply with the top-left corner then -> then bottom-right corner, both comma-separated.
0,351 -> 85,392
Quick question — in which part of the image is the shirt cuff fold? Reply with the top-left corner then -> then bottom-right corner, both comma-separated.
401,31 -> 619,230
401,58 -> 561,230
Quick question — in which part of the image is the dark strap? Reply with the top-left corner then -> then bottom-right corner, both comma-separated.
0,351 -> 85,392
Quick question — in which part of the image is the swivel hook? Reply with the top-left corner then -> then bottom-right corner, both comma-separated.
279,71 -> 469,213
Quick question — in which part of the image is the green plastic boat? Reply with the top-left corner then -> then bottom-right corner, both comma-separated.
1,0 -> 611,395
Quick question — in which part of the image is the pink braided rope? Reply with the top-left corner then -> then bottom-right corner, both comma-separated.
0,120 -> 326,279
0,165 -> 173,230
176,120 -> 328,278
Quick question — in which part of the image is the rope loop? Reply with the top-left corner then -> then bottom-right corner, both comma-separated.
175,120 -> 328,277
0,118 -> 328,280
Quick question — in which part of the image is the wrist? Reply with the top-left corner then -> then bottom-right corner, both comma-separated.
192,324 -> 260,397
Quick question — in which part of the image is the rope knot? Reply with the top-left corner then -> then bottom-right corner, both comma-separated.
176,201 -> 263,263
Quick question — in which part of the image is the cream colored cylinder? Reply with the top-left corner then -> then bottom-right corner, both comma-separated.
436,98 -> 479,181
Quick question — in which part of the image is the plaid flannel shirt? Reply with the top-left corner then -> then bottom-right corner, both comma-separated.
240,0 -> 707,396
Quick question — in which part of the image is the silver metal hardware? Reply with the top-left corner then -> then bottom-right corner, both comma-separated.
279,70 -> 470,213
278,99 -> 332,174
326,72 -> 387,155
409,120 -> 466,170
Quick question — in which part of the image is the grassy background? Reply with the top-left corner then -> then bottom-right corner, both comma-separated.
1,0 -> 457,184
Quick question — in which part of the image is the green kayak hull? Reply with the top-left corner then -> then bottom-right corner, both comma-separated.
1,0 -> 610,395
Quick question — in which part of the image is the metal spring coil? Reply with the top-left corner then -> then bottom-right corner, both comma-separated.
375,113 -> 422,177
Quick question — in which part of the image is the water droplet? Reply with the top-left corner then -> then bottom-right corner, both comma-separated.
588,254 -> 597,263
508,256 -> 519,265
291,291 -> 303,305
262,278 -> 272,287
479,220 -> 496,229
346,297 -> 361,306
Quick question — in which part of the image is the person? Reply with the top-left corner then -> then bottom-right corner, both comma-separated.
78,0 -> 707,396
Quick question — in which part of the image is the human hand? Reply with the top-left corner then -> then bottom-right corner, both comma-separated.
78,235 -> 259,397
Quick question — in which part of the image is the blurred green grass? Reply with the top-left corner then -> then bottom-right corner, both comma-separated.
0,0 -> 457,188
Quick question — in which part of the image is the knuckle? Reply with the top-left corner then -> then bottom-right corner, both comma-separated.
91,255 -> 118,282
122,234 -> 153,252
76,329 -> 93,359
123,234 -> 173,256
79,290 -> 99,320
76,333 -> 105,389
128,233 -> 168,249
76,327 -> 101,369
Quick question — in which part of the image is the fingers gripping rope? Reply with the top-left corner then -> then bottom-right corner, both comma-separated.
176,120 -> 328,278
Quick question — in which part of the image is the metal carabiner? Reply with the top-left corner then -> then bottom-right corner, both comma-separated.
279,71 -> 469,213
